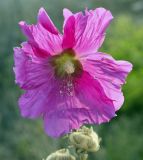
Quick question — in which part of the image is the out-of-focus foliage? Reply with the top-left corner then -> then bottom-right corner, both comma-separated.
0,0 -> 143,160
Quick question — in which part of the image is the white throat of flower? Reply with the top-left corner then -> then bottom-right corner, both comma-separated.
64,60 -> 75,75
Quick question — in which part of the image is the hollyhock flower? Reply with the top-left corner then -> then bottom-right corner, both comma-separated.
14,7 -> 132,138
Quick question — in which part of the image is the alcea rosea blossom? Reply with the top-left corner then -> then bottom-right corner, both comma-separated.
14,7 -> 132,138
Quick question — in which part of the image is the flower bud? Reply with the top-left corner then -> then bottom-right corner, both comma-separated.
46,149 -> 76,160
69,126 -> 101,152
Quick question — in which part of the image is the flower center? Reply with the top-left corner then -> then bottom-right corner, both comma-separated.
50,49 -> 83,78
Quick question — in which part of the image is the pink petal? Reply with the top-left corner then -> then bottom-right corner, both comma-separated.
63,8 -> 73,20
62,16 -> 75,49
43,77 -> 95,137
19,89 -> 48,118
44,112 -> 72,137
13,47 -> 27,86
62,11 -> 87,51
19,9 -> 63,56
13,47 -> 53,89
21,42 -> 34,55
44,107 -> 92,138
38,7 -> 59,35
21,42 -> 50,59
82,52 -> 133,111
62,8 -> 113,55
74,72 -> 116,124
18,75 -> 55,119
19,21 -> 34,40
42,79 -> 84,137
63,8 -> 73,27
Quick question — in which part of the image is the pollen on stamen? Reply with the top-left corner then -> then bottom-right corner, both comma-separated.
64,61 -> 75,75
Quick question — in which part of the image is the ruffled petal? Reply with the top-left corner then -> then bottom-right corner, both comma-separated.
13,47 -> 53,89
63,8 -> 73,25
62,8 -> 113,55
19,89 -> 48,118
74,72 -> 116,124
38,7 -> 59,34
62,11 -> 87,51
19,8 -> 62,56
21,41 -> 50,59
42,79 -> 81,137
13,47 -> 27,86
44,106 -> 92,138
82,52 -> 133,110
43,77 -> 95,137
44,72 -> 115,137
62,16 -> 75,49
18,75 -> 55,119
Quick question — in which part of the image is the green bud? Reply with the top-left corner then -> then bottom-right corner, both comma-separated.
69,126 -> 101,152
46,149 -> 76,160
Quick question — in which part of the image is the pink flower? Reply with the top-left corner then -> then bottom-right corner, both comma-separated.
14,7 -> 132,138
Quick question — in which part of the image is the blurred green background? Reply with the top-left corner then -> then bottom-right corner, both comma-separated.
0,0 -> 143,159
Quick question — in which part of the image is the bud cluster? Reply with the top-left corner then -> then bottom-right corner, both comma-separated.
69,126 -> 101,152
44,126 -> 101,160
